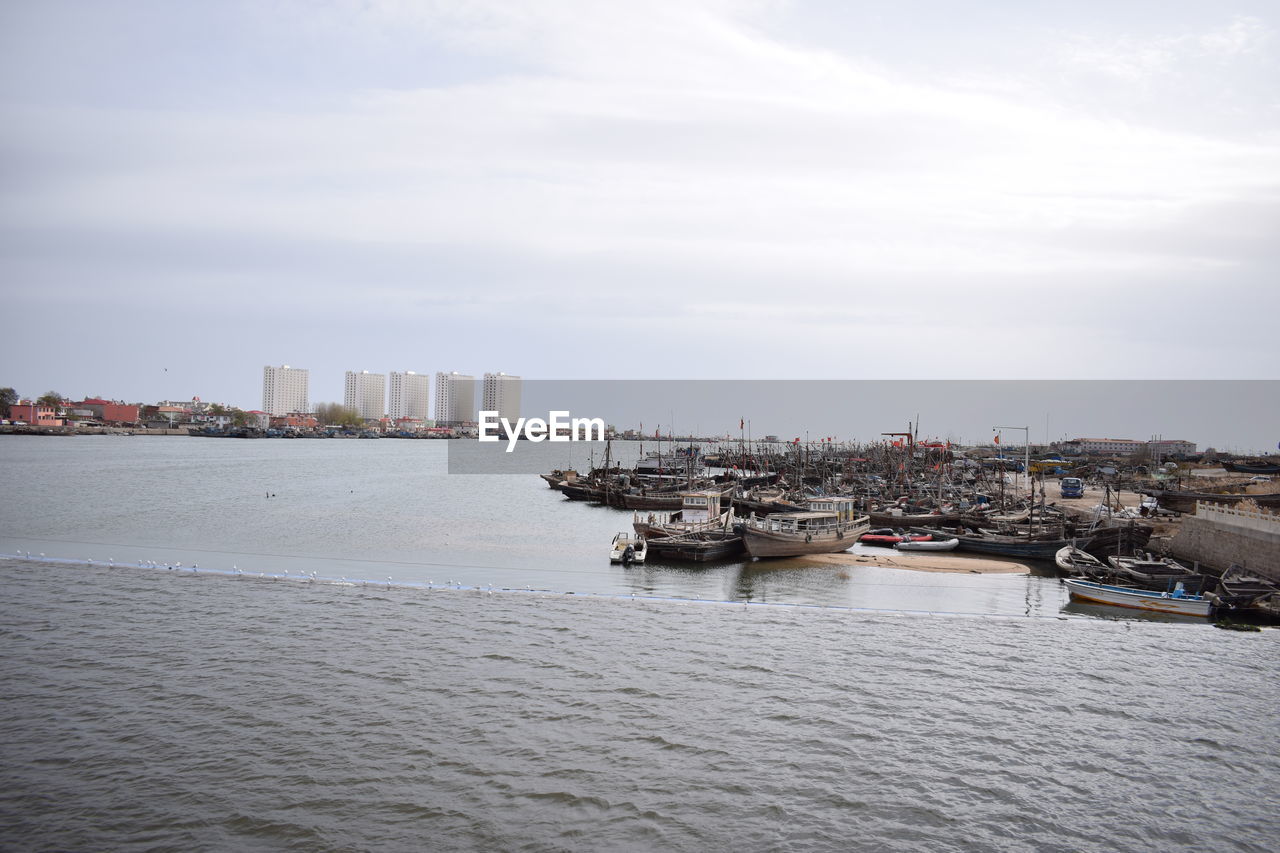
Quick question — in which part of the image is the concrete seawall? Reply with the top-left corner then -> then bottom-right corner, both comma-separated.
1169,503 -> 1280,580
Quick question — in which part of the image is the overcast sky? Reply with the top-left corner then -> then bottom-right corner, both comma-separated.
3,1 -> 1278,424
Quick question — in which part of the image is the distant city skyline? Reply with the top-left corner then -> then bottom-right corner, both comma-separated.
7,374 -> 1278,452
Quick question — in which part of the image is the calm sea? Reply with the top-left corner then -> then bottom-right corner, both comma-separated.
1,437 -> 1277,850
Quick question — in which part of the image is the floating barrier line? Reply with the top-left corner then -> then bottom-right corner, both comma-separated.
0,551 -> 1098,624
0,536 -> 1034,593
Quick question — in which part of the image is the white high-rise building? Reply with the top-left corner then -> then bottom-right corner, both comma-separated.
482,372 -> 522,423
389,371 -> 430,421
433,372 -> 476,426
262,365 -> 309,416
344,370 -> 386,421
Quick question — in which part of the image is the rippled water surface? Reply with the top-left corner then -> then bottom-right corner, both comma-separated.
2,560 -> 1277,852
2,437 -> 1278,850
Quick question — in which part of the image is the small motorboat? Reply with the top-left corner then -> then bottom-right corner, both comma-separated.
894,537 -> 959,552
609,532 -> 647,565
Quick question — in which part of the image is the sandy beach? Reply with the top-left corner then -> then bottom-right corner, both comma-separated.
805,549 -> 1034,574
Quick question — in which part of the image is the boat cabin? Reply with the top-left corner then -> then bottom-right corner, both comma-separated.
753,510 -> 842,534
806,496 -> 859,523
680,490 -> 723,523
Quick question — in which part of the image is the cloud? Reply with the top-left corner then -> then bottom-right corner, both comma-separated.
1058,14 -> 1274,82
2,0 -> 1278,400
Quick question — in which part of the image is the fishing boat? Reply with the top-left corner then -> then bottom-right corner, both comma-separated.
894,537 -> 959,552
910,527 -> 1072,559
539,469 -> 578,489
741,496 -> 870,558
1144,489 -> 1280,513
1107,552 -> 1197,586
866,508 -> 963,528
1222,460 -> 1280,475
635,446 -> 704,476
1075,522 -> 1153,558
1064,579 -> 1212,617
1209,564 -> 1280,611
1054,545 -> 1108,577
560,480 -> 603,502
609,532 -> 647,565
645,532 -> 745,562
633,490 -> 735,538
732,486 -> 807,516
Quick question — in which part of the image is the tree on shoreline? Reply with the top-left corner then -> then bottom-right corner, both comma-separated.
315,402 -> 361,427
0,387 -> 15,418
36,391 -> 66,408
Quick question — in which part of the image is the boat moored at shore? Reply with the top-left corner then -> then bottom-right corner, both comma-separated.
1064,579 -> 1213,617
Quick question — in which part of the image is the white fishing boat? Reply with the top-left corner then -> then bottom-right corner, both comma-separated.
1063,579 -> 1212,617
893,537 -> 959,552
609,532 -> 647,564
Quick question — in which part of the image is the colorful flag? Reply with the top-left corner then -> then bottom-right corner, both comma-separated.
994,434 -> 1000,444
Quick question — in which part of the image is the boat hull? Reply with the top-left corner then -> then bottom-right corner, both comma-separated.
646,536 -> 745,562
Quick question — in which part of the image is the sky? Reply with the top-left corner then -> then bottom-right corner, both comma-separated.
2,1 -> 1278,425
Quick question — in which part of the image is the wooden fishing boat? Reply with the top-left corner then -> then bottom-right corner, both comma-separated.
1209,565 -> 1280,611
540,469 -> 578,489
1145,489 -> 1280,513
560,480 -> 603,502
741,496 -> 870,558
733,487 -> 807,516
1222,460 -> 1280,475
1064,579 -> 1212,617
1054,545 -> 1108,577
894,537 -> 959,552
646,532 -> 745,562
618,490 -> 687,511
1107,552 -> 1197,586
910,527 -> 1072,559
867,509 -> 962,528
742,510 -> 870,557
1076,522 -> 1153,558
634,490 -> 735,538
